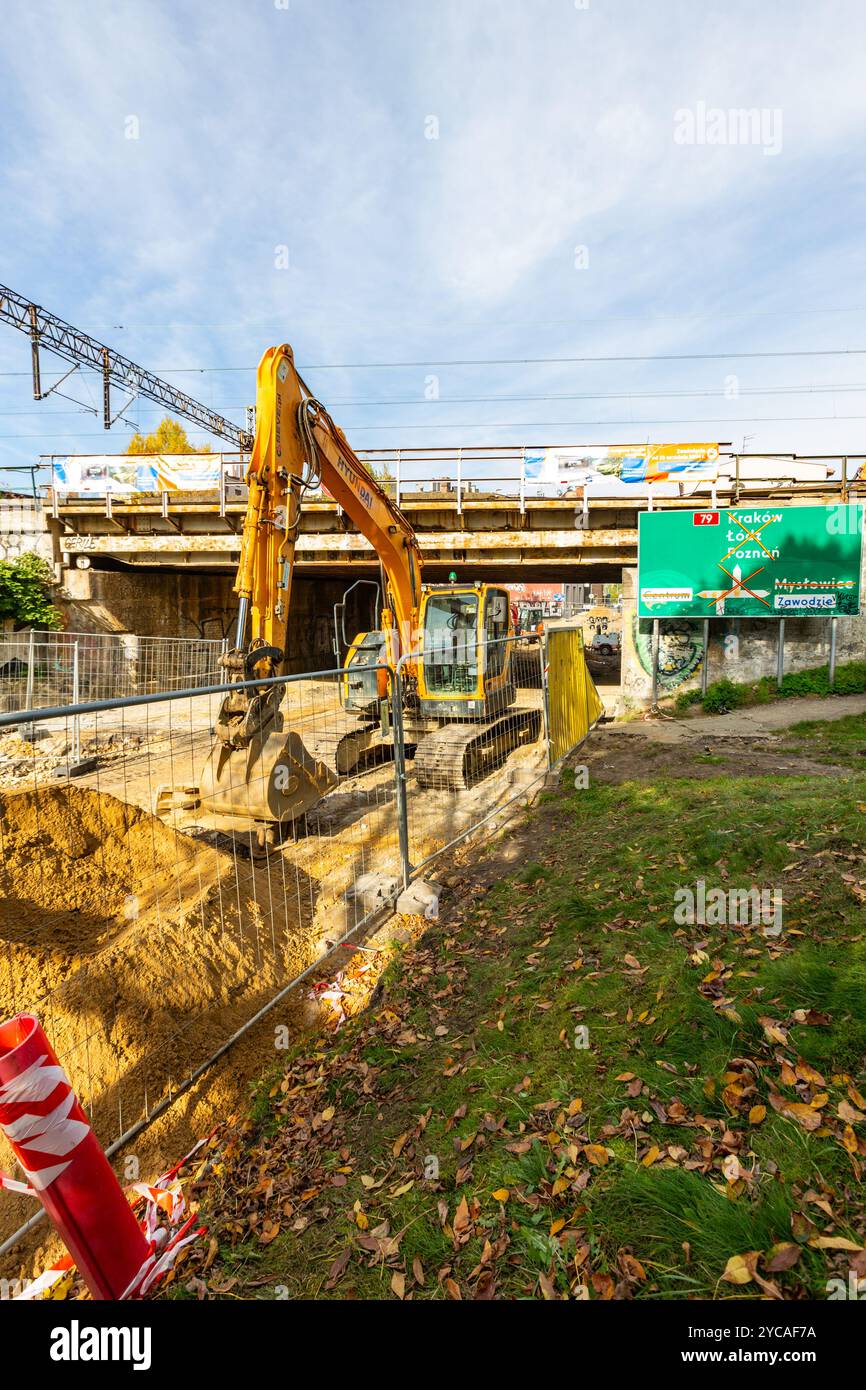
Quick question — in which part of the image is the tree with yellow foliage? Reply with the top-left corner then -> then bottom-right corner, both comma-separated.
127,418 -> 211,454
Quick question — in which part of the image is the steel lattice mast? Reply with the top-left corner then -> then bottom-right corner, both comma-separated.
0,284 -> 253,450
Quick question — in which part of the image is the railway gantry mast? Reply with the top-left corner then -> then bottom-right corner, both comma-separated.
0,284 -> 253,450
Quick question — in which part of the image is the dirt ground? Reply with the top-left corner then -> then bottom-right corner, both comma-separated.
0,782 -> 330,1256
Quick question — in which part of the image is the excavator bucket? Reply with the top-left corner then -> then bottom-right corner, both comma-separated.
198,727 -> 338,826
155,726 -> 338,850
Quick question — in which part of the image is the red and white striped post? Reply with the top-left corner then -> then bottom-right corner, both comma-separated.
0,1013 -> 151,1300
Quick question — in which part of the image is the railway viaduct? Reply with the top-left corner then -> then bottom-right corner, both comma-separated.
4,453 -> 863,703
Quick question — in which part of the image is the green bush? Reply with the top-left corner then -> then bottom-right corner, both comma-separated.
674,687 -> 703,714
0,553 -> 61,629
825,659 -> 866,695
676,659 -> 866,717
701,677 -> 746,714
780,659 -> 866,699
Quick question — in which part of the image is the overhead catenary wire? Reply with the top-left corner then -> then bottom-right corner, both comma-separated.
43,302 -> 866,332
9,412 -> 866,440
5,380 -> 866,416
7,345 -> 866,378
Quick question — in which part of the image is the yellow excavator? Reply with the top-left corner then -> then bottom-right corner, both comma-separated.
157,344 -> 541,849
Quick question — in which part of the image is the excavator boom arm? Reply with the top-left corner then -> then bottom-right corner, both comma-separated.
236,344 -> 422,670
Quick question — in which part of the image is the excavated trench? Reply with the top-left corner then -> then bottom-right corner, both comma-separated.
0,784 -> 324,1254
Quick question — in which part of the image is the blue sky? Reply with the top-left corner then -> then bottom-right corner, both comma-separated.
2,0 -> 866,488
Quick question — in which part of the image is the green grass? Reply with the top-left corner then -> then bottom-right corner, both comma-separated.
175,758 -> 866,1302
774,711 -> 866,768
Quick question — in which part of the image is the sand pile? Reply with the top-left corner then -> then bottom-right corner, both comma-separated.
0,785 -> 319,1247
0,784 -> 212,947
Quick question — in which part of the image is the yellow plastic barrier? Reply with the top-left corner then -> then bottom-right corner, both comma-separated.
545,627 -> 604,764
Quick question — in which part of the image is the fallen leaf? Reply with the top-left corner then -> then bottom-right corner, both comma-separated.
722,1252 -> 758,1285
325,1248 -> 351,1289
764,1243 -> 800,1273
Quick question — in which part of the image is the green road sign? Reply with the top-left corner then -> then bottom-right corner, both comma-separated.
638,503 -> 864,619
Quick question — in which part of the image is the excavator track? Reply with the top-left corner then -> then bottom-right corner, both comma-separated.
413,708 -> 542,792
308,713 -> 385,777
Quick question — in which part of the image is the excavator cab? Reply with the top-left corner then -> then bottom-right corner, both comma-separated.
417,584 -> 515,720
332,580 -> 388,715
410,582 -> 541,790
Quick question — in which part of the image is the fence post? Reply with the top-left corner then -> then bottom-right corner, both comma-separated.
72,638 -> 81,764
541,631 -> 553,768
391,665 -> 412,889
25,629 -> 35,711
581,628 -> 591,743
456,449 -> 463,515
828,615 -> 837,689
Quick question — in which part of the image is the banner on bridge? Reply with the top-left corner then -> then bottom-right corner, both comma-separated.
52,454 -> 221,496
638,503 -> 864,618
526,442 -> 721,489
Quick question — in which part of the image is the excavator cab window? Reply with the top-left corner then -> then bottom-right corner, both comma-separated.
484,590 -> 509,679
423,592 -> 479,694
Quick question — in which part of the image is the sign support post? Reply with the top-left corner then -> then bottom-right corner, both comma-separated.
651,619 -> 660,709
829,615 -> 838,689
701,619 -> 710,695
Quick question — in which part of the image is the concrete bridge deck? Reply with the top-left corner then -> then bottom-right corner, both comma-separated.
48,472 -> 865,584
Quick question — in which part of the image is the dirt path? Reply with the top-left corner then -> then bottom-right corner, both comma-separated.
607,693 -> 866,744
583,694 -> 866,783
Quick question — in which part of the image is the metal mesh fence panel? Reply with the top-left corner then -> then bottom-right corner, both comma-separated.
0,664 -> 400,1253
0,631 -> 226,714
0,625 -> 604,1262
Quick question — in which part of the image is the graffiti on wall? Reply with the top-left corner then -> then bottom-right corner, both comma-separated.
632,617 -> 704,688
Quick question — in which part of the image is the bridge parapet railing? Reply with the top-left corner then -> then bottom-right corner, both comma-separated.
39,449 -> 866,520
